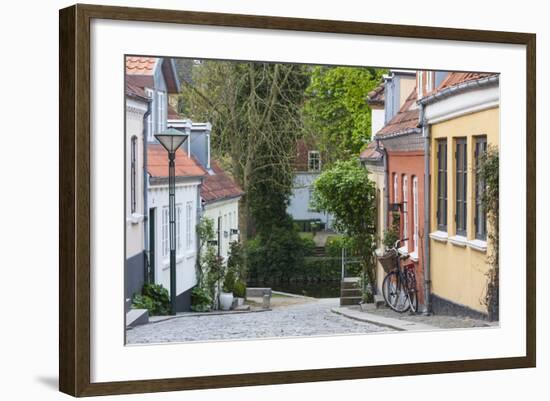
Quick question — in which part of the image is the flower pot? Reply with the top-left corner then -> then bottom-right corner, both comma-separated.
219,292 -> 234,310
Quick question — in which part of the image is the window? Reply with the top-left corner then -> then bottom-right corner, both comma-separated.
186,201 -> 193,250
417,71 -> 424,98
402,175 -> 409,248
176,204 -> 182,252
308,151 -> 321,172
475,136 -> 488,240
161,207 -> 169,257
130,136 -> 137,214
455,138 -> 468,236
157,91 -> 166,134
393,173 -> 398,203
436,139 -> 448,230
412,176 -> 419,253
426,71 -> 433,93
145,89 -> 154,140
307,187 -> 318,212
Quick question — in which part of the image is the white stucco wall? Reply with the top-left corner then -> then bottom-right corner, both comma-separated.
125,98 -> 147,260
287,172 -> 332,228
148,180 -> 201,297
203,197 -> 240,261
371,108 -> 385,137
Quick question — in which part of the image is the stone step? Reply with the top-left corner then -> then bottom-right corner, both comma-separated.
340,296 -> 362,306
340,288 -> 362,297
340,279 -> 361,289
126,308 -> 149,328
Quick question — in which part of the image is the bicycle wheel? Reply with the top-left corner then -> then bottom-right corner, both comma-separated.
382,271 -> 410,313
405,268 -> 418,314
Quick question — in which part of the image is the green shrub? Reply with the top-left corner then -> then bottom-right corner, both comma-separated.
191,286 -> 212,312
227,241 -> 246,280
246,216 -> 311,283
382,212 -> 400,250
131,283 -> 170,316
233,280 -> 247,298
222,269 -> 236,293
131,294 -> 154,311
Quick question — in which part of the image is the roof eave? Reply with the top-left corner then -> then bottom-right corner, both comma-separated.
417,74 -> 499,106
373,127 -> 422,141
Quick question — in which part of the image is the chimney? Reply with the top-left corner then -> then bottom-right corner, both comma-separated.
190,122 -> 212,170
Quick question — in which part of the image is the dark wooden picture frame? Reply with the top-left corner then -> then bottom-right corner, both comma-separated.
59,3 -> 536,397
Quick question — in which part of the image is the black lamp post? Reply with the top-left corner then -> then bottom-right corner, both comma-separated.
154,128 -> 189,315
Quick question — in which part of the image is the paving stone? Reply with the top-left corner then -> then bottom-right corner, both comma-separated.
126,298 -> 391,344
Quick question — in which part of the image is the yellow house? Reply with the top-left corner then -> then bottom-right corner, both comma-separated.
419,72 -> 499,318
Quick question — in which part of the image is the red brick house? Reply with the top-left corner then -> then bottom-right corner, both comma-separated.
374,84 -> 426,309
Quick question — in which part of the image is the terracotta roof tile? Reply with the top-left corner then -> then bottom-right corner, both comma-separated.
125,80 -> 148,100
359,141 -> 383,161
367,81 -> 385,106
201,160 -> 244,203
147,144 -> 206,178
424,72 -> 498,98
125,57 -> 157,75
375,88 -> 419,138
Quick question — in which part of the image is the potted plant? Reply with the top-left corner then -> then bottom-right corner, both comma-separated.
219,269 -> 236,310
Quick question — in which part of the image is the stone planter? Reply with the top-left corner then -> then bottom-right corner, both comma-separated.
219,292 -> 234,310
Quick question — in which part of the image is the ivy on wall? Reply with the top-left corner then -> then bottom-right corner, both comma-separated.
479,145 -> 499,321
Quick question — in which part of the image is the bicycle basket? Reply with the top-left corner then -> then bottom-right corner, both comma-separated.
377,249 -> 398,273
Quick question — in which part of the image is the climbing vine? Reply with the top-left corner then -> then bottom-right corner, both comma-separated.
479,145 -> 499,321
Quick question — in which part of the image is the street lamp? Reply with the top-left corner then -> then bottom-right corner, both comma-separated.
155,128 -> 189,315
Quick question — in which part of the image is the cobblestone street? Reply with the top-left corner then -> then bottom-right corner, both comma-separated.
126,298 -> 392,344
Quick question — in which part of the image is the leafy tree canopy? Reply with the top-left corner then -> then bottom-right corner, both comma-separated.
303,66 -> 386,163
312,160 -> 378,295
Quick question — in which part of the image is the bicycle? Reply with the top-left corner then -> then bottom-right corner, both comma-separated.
378,239 -> 418,313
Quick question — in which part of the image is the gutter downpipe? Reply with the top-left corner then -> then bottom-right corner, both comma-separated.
142,99 -> 152,284
420,104 -> 432,315
375,139 -> 390,229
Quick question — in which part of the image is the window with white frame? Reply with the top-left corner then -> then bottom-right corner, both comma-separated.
161,207 -> 169,257
426,71 -> 433,93
130,136 -> 137,214
393,173 -> 398,203
145,89 -> 154,141
176,204 -> 182,253
308,151 -> 321,172
186,201 -> 193,250
417,72 -> 424,98
402,175 -> 409,248
455,138 -> 468,237
412,176 -> 419,254
475,136 -> 488,240
157,91 -> 166,134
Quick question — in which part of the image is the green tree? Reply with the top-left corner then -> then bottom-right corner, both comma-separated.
178,60 -> 309,240
303,66 -> 386,163
312,160 -> 377,300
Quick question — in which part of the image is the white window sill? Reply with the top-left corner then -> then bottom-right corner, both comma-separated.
398,247 -> 409,257
448,235 -> 468,247
429,231 -> 448,243
127,213 -> 144,225
409,251 -> 419,262
468,239 -> 487,252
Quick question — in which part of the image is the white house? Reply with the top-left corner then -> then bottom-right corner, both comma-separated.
124,78 -> 150,312
168,119 -> 244,261
287,139 -> 333,231
147,142 -> 206,311
126,56 -> 209,312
